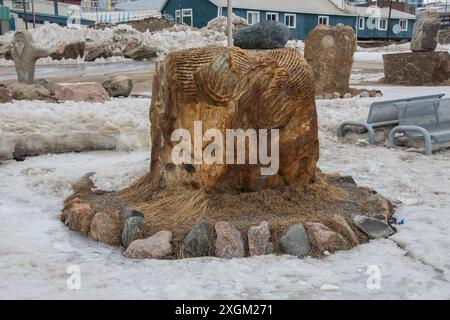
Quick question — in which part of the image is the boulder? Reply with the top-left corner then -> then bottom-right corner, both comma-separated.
0,85 -> 12,103
84,44 -> 113,62
123,45 -> 157,61
331,215 -> 359,246
34,79 -> 61,96
60,203 -> 95,235
234,20 -> 289,49
124,231 -> 173,259
247,221 -> 273,256
214,221 -> 245,259
411,10 -> 440,52
304,222 -> 350,254
102,75 -> 133,97
149,47 -> 318,192
50,41 -> 85,60
89,212 -> 121,246
7,82 -> 54,101
183,220 -> 213,257
55,82 -> 110,102
281,224 -> 310,257
353,215 -> 394,239
122,216 -> 145,249
383,51 -> 450,85
119,208 -> 144,223
304,24 -> 356,96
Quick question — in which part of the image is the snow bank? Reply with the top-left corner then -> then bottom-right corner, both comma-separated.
0,98 -> 150,160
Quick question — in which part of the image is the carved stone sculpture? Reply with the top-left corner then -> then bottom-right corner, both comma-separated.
411,10 -> 440,52
10,30 -> 49,84
149,47 -> 319,193
304,24 -> 356,96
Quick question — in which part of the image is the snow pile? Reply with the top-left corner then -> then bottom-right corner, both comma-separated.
0,98 -> 150,160
205,14 -> 248,35
0,23 -> 227,59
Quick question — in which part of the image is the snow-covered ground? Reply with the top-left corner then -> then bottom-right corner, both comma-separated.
1,83 -> 450,299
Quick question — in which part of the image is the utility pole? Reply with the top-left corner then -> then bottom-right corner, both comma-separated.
22,0 -> 28,30
31,0 -> 36,28
386,0 -> 393,41
227,0 -> 233,46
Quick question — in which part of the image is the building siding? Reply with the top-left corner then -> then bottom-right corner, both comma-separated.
162,0 -> 414,40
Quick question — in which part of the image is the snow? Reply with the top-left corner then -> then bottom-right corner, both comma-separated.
0,98 -> 150,160
1,27 -> 450,299
1,84 -> 450,299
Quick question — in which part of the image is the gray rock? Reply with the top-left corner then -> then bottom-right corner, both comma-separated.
183,219 -> 212,257
353,215 -> 394,239
102,75 -> 133,97
247,221 -> 273,256
119,208 -> 144,223
123,45 -> 158,61
7,82 -> 53,101
34,79 -> 61,96
281,224 -> 311,257
411,10 -> 440,52
122,216 -> 145,249
0,84 -> 12,103
84,44 -> 113,62
234,20 -> 289,49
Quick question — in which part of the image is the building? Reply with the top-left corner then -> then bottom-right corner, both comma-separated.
161,0 -> 357,40
0,4 -> 11,34
161,0 -> 416,40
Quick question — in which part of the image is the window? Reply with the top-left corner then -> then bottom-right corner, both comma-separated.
266,12 -> 279,22
12,0 -> 31,11
399,19 -> 408,31
318,16 -> 329,25
175,10 -> 181,23
247,11 -> 260,25
358,17 -> 365,30
285,14 -> 296,29
182,9 -> 193,26
378,18 -> 388,31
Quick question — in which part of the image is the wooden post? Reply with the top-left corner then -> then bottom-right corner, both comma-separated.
22,0 -> 28,30
31,0 -> 36,28
227,0 -> 233,46
387,0 -> 393,42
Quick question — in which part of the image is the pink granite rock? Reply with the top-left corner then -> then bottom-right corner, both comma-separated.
89,212 -> 121,246
247,221 -> 273,256
124,231 -> 173,259
304,222 -> 349,253
55,82 -> 110,102
214,221 -> 245,259
331,215 -> 359,245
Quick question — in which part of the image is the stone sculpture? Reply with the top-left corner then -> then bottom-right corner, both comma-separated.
304,24 -> 356,96
411,10 -> 440,52
149,47 -> 319,193
10,30 -> 49,84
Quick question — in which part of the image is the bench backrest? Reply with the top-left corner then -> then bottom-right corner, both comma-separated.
396,98 -> 450,127
367,94 -> 445,125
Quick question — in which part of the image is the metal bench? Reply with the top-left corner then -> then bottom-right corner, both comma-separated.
389,98 -> 450,155
336,94 -> 445,144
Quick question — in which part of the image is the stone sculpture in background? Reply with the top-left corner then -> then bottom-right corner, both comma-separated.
10,30 -> 49,84
411,9 -> 440,52
383,9 -> 450,85
304,24 -> 356,96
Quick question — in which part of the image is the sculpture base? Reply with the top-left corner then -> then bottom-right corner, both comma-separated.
60,172 -> 395,259
383,51 -> 450,85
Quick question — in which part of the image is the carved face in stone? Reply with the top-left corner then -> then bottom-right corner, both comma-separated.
13,31 -> 31,57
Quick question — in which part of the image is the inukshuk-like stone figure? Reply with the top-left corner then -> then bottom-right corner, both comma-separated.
10,30 -> 49,84
149,47 -> 319,193
411,10 -> 440,52
304,24 -> 356,96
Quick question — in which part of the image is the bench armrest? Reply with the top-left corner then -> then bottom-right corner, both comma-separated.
336,120 -> 376,145
388,125 -> 433,156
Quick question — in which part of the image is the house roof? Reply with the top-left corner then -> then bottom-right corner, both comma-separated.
345,6 -> 417,20
208,0 -> 355,16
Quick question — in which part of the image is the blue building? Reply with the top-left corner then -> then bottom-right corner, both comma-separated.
161,0 -> 416,40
